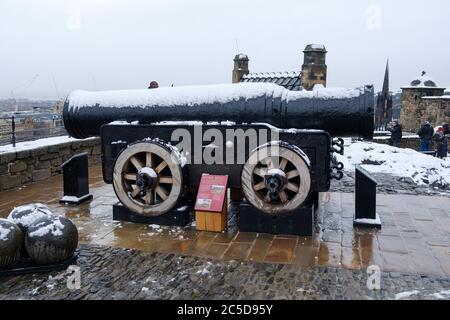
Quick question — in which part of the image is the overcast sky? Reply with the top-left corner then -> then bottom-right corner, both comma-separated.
0,0 -> 449,99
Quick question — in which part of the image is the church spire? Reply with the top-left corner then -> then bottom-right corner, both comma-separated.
382,59 -> 389,95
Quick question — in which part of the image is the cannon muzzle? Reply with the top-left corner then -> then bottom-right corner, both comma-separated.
63,83 -> 374,139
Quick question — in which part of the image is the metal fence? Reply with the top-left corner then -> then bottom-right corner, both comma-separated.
0,113 -> 67,147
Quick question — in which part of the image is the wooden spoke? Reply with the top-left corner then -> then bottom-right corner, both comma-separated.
286,182 -> 299,193
155,186 -> 168,200
278,191 -> 288,203
266,157 -> 276,170
254,167 -> 268,178
146,152 -> 153,167
286,170 -> 299,179
131,187 -> 141,198
144,191 -> 153,205
130,156 -> 144,170
123,173 -> 137,181
159,176 -> 173,184
279,158 -> 288,170
264,191 -> 271,203
155,161 -> 168,173
253,182 -> 266,191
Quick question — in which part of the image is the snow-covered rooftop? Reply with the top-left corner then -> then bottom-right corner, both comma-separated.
402,73 -> 445,89
304,44 -> 327,52
234,53 -> 248,60
241,71 -> 300,80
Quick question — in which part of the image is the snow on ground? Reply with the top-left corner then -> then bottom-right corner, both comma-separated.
395,290 -> 420,300
336,139 -> 450,187
0,136 -> 96,155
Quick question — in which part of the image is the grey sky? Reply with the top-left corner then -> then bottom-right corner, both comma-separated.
0,0 -> 449,99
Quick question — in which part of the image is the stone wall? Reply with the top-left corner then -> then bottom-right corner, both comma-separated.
373,136 -> 421,150
373,135 -> 450,153
0,138 -> 101,192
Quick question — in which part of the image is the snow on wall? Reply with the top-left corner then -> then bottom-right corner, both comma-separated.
67,83 -> 362,109
0,136 -> 96,155
336,140 -> 450,187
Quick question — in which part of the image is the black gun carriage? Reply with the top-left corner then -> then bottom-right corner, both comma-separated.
63,83 -> 374,217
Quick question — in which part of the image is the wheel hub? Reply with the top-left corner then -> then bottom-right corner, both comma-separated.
136,167 -> 158,191
264,168 -> 287,200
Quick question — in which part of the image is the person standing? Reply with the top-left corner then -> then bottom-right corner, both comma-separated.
434,127 -> 447,159
417,121 -> 434,152
443,123 -> 449,157
387,120 -> 402,147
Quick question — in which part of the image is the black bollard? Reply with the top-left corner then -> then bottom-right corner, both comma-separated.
353,165 -> 381,228
59,152 -> 93,204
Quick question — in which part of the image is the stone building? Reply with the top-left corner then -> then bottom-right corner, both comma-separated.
399,72 -> 448,132
233,44 -> 327,91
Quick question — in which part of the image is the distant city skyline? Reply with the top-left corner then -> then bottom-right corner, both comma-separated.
0,0 -> 449,99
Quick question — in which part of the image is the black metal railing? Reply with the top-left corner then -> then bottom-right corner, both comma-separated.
0,113 -> 67,147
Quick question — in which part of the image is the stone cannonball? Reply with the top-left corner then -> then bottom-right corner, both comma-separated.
25,216 -> 78,265
0,218 -> 23,269
8,203 -> 53,233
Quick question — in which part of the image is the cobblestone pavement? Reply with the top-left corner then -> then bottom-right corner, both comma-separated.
331,171 -> 450,197
1,165 -> 449,300
0,244 -> 449,300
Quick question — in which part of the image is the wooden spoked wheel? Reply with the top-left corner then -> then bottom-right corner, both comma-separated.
113,141 -> 183,216
241,142 -> 311,215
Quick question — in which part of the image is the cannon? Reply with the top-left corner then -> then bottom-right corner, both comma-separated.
63,83 -> 374,217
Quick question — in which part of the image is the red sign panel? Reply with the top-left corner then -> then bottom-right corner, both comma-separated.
194,174 -> 229,213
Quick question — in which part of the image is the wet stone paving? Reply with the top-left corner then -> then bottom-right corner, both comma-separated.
0,165 -> 449,300
0,244 -> 449,300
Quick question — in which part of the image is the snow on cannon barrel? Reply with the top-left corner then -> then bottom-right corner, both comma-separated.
63,83 -> 375,139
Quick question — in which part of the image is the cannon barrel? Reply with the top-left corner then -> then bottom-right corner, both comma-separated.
63,83 -> 374,139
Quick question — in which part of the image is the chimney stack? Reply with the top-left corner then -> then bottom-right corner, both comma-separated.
301,44 -> 327,90
232,54 -> 249,83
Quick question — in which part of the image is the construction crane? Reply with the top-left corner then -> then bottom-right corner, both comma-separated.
10,74 -> 40,112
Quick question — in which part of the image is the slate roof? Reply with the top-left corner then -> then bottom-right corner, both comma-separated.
240,71 -> 302,91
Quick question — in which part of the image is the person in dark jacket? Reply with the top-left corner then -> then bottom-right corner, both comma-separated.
418,122 -> 434,152
443,123 -> 449,156
387,120 -> 402,147
434,127 -> 447,159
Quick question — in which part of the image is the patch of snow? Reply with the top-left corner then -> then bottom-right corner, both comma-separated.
429,290 -> 450,299
28,216 -> 65,238
422,95 -> 450,100
0,219 -> 15,241
395,290 -> 420,300
354,214 -> 381,226
0,136 -> 96,155
267,168 -> 286,177
336,140 -> 450,187
8,203 -> 53,229
139,167 -> 157,178
60,194 -> 92,203
149,224 -> 161,229
111,140 -> 127,145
